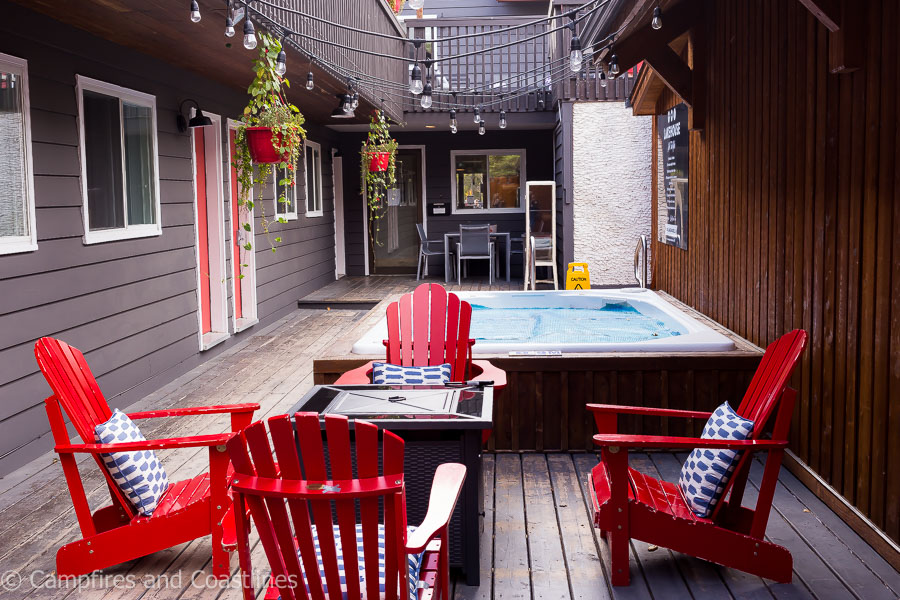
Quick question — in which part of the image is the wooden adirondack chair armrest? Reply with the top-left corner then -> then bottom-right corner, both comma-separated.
470,360 -> 506,389
334,361 -> 376,384
127,403 -> 260,420
55,432 -> 236,454
586,404 -> 713,419
406,463 -> 467,553
591,434 -> 789,451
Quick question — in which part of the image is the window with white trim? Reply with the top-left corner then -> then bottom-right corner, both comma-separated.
77,76 -> 161,244
451,149 -> 525,213
0,53 -> 37,255
274,165 -> 298,221
304,140 -> 323,217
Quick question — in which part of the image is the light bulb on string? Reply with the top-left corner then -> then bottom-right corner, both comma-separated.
478,119 -> 486,136
409,64 -> 424,95
408,0 -> 425,9
474,105 -> 481,123
225,15 -> 235,37
570,35 -> 583,73
243,18 -> 257,50
449,108 -> 458,133
351,92 -> 360,110
499,110 -> 507,129
609,53 -> 620,76
652,6 -> 663,30
306,71 -> 314,90
420,82 -> 433,109
600,70 -> 607,88
275,49 -> 287,76
190,0 -> 201,23
537,90 -> 545,110
342,94 -> 353,114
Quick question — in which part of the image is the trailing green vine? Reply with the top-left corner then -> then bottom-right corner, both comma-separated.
360,109 -> 398,251
232,33 -> 306,276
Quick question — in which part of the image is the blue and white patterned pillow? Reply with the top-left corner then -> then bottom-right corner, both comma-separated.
371,362 -> 452,385
94,409 -> 169,516
678,402 -> 754,518
301,523 -> 424,600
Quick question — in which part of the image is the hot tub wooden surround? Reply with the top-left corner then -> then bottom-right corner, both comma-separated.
312,280 -> 763,451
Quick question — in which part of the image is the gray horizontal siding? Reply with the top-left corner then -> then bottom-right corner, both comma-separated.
0,5 -> 338,475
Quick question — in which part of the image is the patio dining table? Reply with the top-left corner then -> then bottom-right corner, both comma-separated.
444,231 -> 511,283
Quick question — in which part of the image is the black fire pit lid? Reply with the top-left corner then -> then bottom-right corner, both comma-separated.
290,384 -> 493,430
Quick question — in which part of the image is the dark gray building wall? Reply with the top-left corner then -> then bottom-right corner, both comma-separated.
340,128 -> 554,277
0,5 -> 337,475
555,101 -> 575,284
400,0 -> 548,18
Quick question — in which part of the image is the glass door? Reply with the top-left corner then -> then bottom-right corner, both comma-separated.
370,148 -> 423,274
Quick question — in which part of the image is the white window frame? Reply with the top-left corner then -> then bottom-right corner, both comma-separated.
227,118 -> 259,332
273,164 -> 298,221
304,139 -> 324,218
76,75 -> 162,244
450,149 -> 526,214
0,53 -> 37,255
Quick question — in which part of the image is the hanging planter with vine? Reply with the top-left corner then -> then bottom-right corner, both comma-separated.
361,109 -> 398,251
231,32 -> 306,272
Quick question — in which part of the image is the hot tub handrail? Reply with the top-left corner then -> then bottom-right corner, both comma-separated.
634,235 -> 648,289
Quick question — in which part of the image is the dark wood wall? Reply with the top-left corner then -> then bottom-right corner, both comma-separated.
650,0 -> 900,544
340,128 -> 554,276
0,6 -> 338,474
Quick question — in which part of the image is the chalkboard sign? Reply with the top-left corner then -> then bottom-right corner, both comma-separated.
657,103 -> 689,249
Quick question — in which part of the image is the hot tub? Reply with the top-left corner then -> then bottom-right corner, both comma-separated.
351,289 -> 734,354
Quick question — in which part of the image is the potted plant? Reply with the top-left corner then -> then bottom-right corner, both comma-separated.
232,33 -> 306,257
361,110 -> 398,249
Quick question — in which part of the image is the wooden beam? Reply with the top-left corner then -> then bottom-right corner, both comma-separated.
796,0 -> 841,32
604,0 -> 701,74
643,45 -> 693,108
828,0 -> 865,73
688,10 -> 707,130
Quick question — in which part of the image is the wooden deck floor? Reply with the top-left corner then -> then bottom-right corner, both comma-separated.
0,276 -> 897,600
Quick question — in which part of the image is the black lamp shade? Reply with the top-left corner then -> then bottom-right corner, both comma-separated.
188,109 -> 212,128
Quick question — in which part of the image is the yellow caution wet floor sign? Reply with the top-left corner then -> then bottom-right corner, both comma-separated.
566,262 -> 591,290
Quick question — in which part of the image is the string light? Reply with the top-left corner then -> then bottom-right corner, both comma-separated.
499,110 -> 507,129
420,82 -> 433,109
537,90 -> 545,110
449,108 -> 457,133
408,0 -> 425,9
609,52 -> 619,75
306,71 -> 314,90
478,119 -> 486,135
190,0 -> 201,23
409,63 -> 423,95
243,17 -> 257,50
652,6 -> 662,30
600,69 -> 607,87
225,15 -> 235,37
275,47 -> 287,76
474,105 -> 482,123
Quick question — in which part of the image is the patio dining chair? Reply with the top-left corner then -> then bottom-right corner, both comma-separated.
586,329 -> 808,585
416,223 -> 452,281
457,224 -> 494,285
34,337 -> 259,579
226,413 -> 466,600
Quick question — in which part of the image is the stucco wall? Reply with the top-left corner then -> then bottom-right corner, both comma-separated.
572,102 -> 652,286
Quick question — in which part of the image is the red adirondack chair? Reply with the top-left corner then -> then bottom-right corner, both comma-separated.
227,412 -> 466,600
587,329 -> 807,585
34,336 -> 259,579
335,283 -> 505,390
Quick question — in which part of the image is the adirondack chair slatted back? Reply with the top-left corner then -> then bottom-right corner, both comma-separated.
34,337 -> 135,520
228,413 -> 410,600
385,283 -> 472,380
709,329 -> 807,522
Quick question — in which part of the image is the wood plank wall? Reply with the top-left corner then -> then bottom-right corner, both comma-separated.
650,0 -> 900,544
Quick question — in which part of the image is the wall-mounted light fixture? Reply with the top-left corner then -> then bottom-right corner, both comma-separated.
176,99 -> 212,132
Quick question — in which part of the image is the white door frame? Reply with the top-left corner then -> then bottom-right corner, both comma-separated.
362,145 -> 427,275
332,149 -> 346,278
226,118 -> 259,331
191,111 -> 229,350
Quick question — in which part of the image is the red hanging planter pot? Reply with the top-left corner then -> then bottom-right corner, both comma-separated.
368,151 -> 390,172
245,127 -> 286,163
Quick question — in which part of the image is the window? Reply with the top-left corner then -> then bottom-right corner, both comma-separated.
451,150 -> 524,213
274,165 -> 298,221
304,140 -> 323,217
0,53 -> 36,255
76,76 -> 160,244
